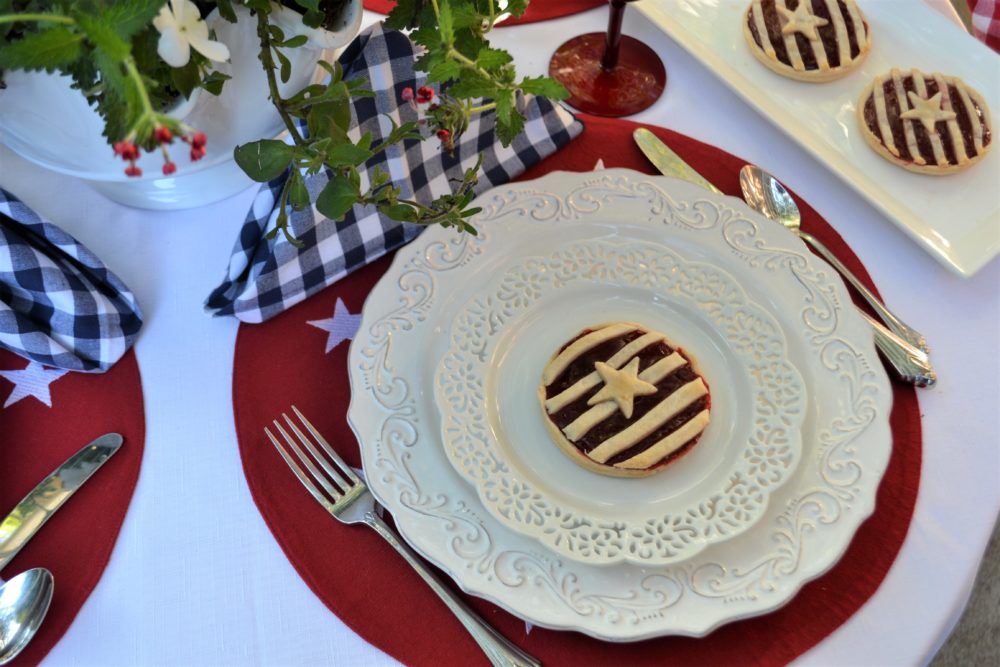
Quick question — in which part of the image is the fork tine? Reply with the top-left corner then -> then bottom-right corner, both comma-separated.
291,405 -> 362,485
272,419 -> 346,500
265,426 -> 339,513
281,412 -> 356,492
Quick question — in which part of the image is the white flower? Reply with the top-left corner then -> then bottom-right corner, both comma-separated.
153,0 -> 230,68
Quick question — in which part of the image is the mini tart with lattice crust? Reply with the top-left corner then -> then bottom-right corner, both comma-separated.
858,68 -> 993,175
743,0 -> 871,83
538,322 -> 711,478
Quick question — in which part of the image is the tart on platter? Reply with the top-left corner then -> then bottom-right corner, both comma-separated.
858,68 -> 993,175
743,0 -> 871,82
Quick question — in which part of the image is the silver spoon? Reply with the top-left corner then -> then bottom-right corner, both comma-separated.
739,164 -> 930,354
0,568 -> 54,665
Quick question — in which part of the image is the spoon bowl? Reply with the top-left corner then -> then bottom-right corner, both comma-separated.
738,164 -> 931,357
0,568 -> 54,665
738,165 -> 801,229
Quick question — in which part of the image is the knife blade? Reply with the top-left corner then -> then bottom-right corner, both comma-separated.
633,128 -> 723,195
0,433 -> 123,573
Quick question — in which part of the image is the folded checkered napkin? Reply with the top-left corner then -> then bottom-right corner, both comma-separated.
205,23 -> 582,323
970,0 -> 1000,51
0,189 -> 143,373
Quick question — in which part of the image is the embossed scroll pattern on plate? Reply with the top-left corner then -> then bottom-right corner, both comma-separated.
348,172 -> 891,639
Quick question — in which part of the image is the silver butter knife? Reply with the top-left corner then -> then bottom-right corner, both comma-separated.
0,434 -> 123,573
632,127 -> 936,387
634,127 -> 723,195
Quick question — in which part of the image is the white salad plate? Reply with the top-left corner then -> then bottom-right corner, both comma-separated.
347,169 -> 893,640
433,235 -> 807,567
636,0 -> 999,277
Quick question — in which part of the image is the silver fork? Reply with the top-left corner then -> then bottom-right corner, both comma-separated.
266,407 -> 541,667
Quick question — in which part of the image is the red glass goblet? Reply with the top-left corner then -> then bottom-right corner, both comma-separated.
548,0 -> 666,117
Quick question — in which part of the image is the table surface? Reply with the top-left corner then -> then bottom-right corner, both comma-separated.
1,4 -> 997,666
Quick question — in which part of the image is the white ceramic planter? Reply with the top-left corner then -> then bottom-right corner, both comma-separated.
0,0 -> 363,210
269,0 -> 365,49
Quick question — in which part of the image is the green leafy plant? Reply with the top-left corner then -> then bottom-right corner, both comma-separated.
0,0 -> 568,240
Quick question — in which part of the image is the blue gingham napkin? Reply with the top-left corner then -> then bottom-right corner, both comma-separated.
205,23 -> 582,323
0,189 -> 143,373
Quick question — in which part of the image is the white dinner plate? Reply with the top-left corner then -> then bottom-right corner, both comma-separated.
636,0 -> 999,277
347,169 -> 893,639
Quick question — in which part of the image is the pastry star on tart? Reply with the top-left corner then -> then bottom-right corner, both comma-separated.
743,0 -> 871,82
538,322 -> 711,478
858,68 -> 993,175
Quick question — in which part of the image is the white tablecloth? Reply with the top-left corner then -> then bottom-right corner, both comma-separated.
1,4 -> 997,666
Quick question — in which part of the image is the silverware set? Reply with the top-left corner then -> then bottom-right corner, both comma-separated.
633,128 -> 936,388
0,434 -> 122,665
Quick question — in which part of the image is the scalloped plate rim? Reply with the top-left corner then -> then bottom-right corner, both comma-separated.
346,168 -> 894,640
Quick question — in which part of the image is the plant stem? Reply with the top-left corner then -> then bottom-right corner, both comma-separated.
123,58 -> 155,117
447,47 -> 491,78
428,0 -> 443,40
255,10 -> 304,145
0,13 -> 74,25
467,102 -> 496,113
392,198 -> 461,224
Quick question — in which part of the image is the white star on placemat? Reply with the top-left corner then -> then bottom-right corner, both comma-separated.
307,298 -> 362,353
0,361 -> 68,408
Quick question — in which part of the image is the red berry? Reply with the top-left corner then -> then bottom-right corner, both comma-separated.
124,165 -> 142,178
154,127 -> 173,144
190,132 -> 207,148
400,86 -> 414,102
190,145 -> 206,161
436,129 -> 451,141
162,161 -> 177,175
113,141 -> 140,161
416,86 -> 434,103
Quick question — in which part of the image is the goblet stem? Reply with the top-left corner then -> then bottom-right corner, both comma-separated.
601,0 -> 628,71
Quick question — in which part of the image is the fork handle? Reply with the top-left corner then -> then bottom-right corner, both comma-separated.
364,512 -> 542,667
863,311 -> 937,387
797,230 -> 930,354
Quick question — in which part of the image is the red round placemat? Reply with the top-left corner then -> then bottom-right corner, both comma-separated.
233,114 -> 921,666
0,349 -> 145,667
363,0 -> 607,26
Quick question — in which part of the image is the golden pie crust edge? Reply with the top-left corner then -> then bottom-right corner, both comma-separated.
537,321 -> 708,479
741,2 -> 871,83
856,75 -> 994,175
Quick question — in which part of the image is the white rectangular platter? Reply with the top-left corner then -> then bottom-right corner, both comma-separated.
637,0 -> 999,277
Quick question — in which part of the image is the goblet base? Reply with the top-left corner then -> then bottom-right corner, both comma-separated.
548,32 -> 666,117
